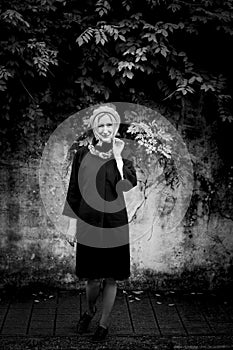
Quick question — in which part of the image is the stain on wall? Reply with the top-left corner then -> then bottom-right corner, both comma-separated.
0,122 -> 233,291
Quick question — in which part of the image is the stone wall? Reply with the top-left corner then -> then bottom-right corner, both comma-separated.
0,120 -> 233,291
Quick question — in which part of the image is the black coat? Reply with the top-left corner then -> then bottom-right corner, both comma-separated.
62,144 -> 137,280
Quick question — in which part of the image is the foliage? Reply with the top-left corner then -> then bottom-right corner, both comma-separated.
126,120 -> 182,188
127,120 -> 172,157
0,0 -> 233,158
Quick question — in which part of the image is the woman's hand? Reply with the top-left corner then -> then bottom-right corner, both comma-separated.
66,219 -> 77,247
113,137 -> 124,179
66,235 -> 76,247
113,137 -> 124,159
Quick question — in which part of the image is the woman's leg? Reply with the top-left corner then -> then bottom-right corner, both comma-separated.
99,277 -> 117,328
85,278 -> 101,315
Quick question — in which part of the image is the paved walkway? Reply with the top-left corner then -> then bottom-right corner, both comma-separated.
0,287 -> 233,349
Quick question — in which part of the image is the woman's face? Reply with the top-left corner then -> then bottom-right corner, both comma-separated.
96,114 -> 114,142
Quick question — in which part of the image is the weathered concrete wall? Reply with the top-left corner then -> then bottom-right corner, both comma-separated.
0,124 -> 233,290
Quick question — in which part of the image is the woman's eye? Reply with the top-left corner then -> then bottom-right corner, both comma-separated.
98,123 -> 112,127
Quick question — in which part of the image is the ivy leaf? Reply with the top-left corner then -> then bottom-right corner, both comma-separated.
76,36 -> 84,46
119,35 -> 126,41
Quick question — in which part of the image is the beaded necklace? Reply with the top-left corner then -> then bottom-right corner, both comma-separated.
88,144 -> 113,159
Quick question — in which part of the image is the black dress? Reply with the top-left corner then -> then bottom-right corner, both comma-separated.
62,141 -> 137,280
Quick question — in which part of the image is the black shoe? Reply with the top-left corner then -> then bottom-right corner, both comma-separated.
92,325 -> 108,342
77,307 -> 97,334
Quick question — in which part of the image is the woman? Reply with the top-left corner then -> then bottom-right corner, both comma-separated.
62,105 -> 137,341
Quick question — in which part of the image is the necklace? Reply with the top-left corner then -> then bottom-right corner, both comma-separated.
88,144 -> 113,159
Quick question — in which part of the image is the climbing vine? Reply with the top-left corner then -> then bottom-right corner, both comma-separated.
0,0 -> 232,164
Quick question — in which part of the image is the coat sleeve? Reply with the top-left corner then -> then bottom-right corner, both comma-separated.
116,158 -> 137,192
62,150 -> 82,218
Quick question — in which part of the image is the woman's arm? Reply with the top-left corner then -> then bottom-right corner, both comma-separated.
115,156 -> 124,179
116,157 -> 137,192
62,150 -> 82,219
66,217 -> 77,246
113,138 -> 137,191
62,149 -> 84,245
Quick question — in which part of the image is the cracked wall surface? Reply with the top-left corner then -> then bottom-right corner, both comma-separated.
0,123 -> 233,290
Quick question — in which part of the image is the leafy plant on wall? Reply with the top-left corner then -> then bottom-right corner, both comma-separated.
0,0 -> 232,158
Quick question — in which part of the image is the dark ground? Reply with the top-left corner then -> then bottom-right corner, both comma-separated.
0,285 -> 233,349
